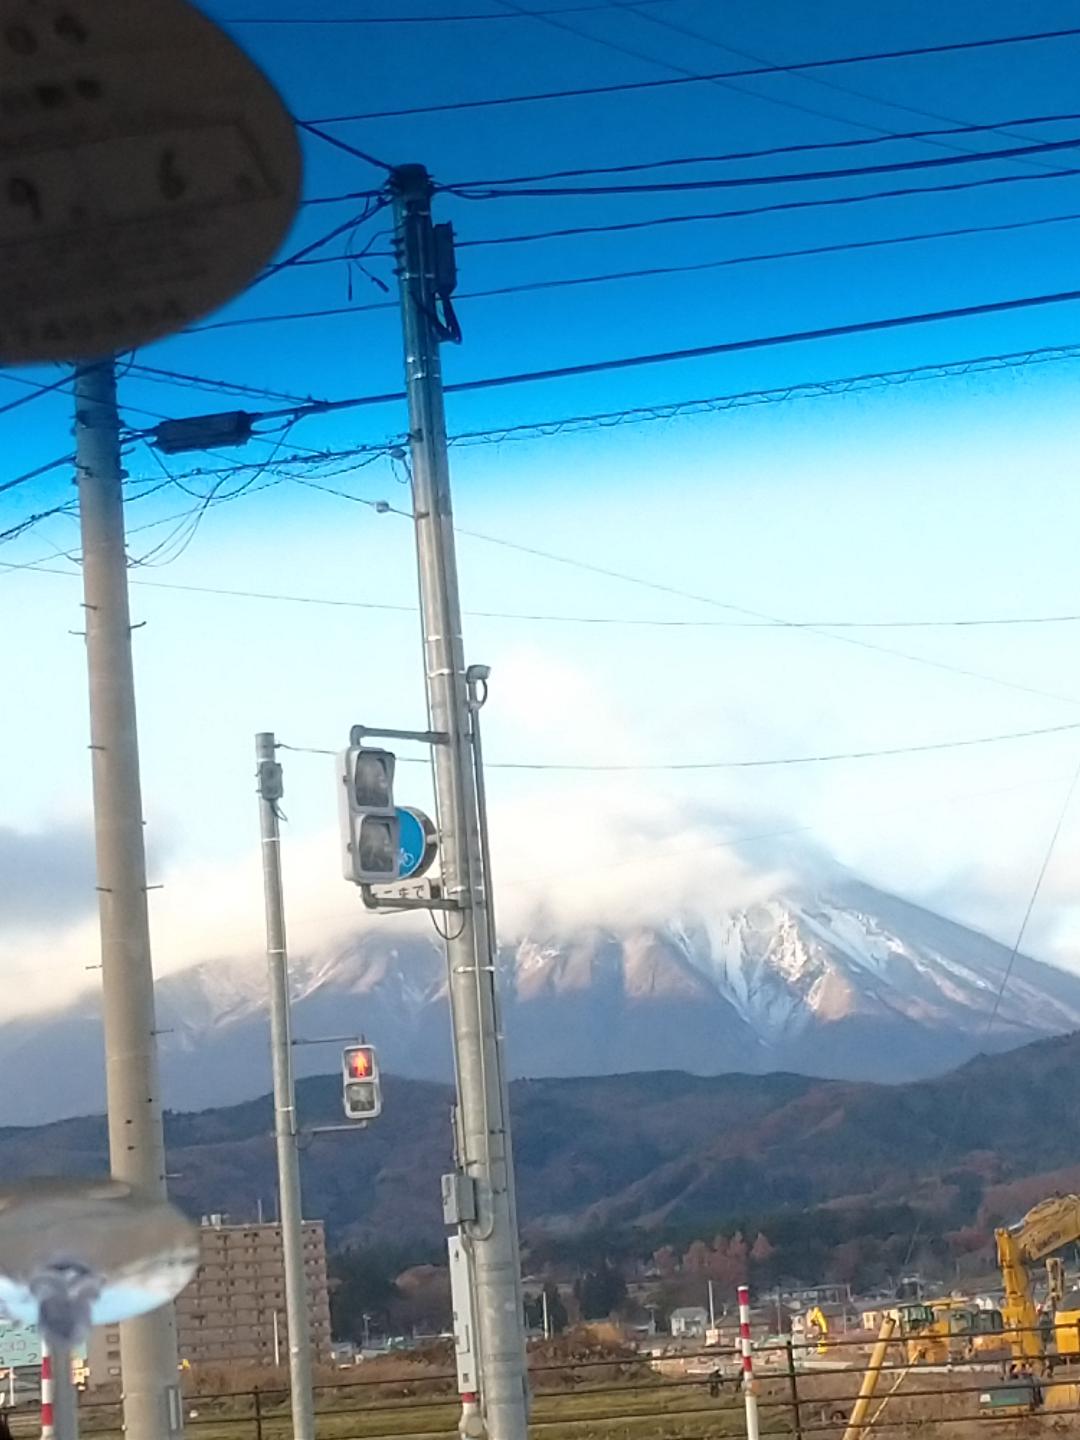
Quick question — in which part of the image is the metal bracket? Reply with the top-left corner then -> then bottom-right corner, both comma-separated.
305,1123 -> 369,1137
350,722 -> 449,746
292,1034 -> 366,1047
361,890 -> 461,914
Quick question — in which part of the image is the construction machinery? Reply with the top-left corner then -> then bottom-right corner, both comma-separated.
974,1193 -> 1080,1417
806,1306 -> 830,1355
995,1192 -> 1080,1367
892,1297 -> 1007,1366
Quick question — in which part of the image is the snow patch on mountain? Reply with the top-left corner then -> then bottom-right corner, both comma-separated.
4,864 -> 1080,1124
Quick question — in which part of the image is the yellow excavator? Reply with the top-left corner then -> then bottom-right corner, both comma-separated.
977,1193 -> 1080,1417
892,1297 -> 1006,1366
806,1306 -> 830,1355
995,1192 -> 1080,1369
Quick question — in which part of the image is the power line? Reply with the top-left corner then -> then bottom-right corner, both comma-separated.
278,723 -> 1080,771
434,286 -> 1080,393
108,339 -> 1080,489
474,720 -> 1080,771
0,452 -> 76,497
290,476 -> 1080,709
302,187 -> 386,208
227,0 -> 682,21
125,363 -> 324,407
447,210 -> 1080,301
14,563 -> 1080,635
7,455 -> 1080,713
11,337 -> 1080,607
616,0 -> 1067,175
0,499 -> 76,545
898,749 -> 1080,1269
446,109 -> 1080,188
187,299 -> 396,334
446,164 -> 1080,251
491,0 -> 923,145
151,285 -> 1080,440
284,164 -> 1080,267
446,133 -> 1080,198
128,302 -> 1080,453
0,370 -> 82,420
303,23 -> 1080,124
180,207 -> 1080,334
0,368 -> 195,426
252,195 -> 392,290
295,120 -> 395,177
442,342 -> 1080,443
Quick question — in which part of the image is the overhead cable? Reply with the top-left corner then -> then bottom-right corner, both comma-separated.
182,208 -> 1080,333
303,24 -> 1080,124
131,296 -> 1080,441
446,109 -> 1080,187
475,721 -> 1080,771
615,0 -> 1068,173
227,0 -> 682,22
14,565 -> 1080,634
445,164 -> 1080,251
446,132 -> 1080,198
291,478 -> 1080,708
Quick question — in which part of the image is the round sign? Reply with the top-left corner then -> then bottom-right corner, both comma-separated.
397,806 -> 438,881
0,0 -> 302,362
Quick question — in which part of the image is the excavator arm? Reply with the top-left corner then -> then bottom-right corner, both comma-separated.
996,1195 -> 1080,1366
807,1306 -> 829,1355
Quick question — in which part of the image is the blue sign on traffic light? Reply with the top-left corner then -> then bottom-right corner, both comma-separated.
397,806 -> 438,880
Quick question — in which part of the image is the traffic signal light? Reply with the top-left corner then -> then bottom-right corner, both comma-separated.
342,1044 -> 382,1120
338,746 -> 400,885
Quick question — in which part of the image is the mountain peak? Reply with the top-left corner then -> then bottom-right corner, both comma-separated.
2,874 -> 1078,1124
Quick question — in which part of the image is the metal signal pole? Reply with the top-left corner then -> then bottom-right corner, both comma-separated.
254,732 -> 315,1440
391,163 -> 529,1440
74,357 -> 182,1440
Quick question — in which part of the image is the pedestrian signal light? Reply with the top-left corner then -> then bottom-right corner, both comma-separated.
352,750 -> 394,808
342,1045 -> 382,1120
339,746 -> 400,885
345,1046 -> 374,1080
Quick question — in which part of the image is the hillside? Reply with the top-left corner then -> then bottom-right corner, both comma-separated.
3,1030 -> 1080,1254
5,871 -> 1080,1124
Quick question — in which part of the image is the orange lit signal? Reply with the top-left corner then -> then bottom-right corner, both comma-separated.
342,1044 -> 382,1120
346,1046 -> 374,1080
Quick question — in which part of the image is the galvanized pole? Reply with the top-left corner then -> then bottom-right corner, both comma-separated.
74,358 -> 182,1440
50,1343 -> 78,1440
391,163 -> 529,1440
255,733 -> 315,1440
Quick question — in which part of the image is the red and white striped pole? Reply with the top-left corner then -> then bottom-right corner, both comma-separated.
738,1284 -> 760,1440
459,1391 -> 484,1439
41,1340 -> 55,1440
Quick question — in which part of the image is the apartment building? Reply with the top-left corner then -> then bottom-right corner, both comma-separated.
88,1214 -> 332,1382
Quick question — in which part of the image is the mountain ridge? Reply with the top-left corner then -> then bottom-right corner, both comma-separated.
4,871 -> 1078,1124
3,1031 -> 1080,1255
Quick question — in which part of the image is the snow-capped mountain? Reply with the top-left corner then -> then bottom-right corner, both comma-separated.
4,874 -> 1080,1124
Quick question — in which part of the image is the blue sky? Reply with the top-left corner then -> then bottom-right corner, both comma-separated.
5,0 -> 1080,1008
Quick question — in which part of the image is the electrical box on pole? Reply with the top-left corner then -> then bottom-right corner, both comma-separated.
342,1045 -> 382,1120
153,411 -> 254,455
448,1234 -> 480,1395
338,747 -> 400,885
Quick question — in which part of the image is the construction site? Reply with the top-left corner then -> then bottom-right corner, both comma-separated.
1,1192 -> 1079,1440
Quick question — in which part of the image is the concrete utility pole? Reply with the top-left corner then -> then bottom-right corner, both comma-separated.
254,732 -> 315,1440
74,358 -> 182,1440
391,163 -> 529,1440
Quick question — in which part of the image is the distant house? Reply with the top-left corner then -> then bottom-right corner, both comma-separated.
670,1307 -> 709,1338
